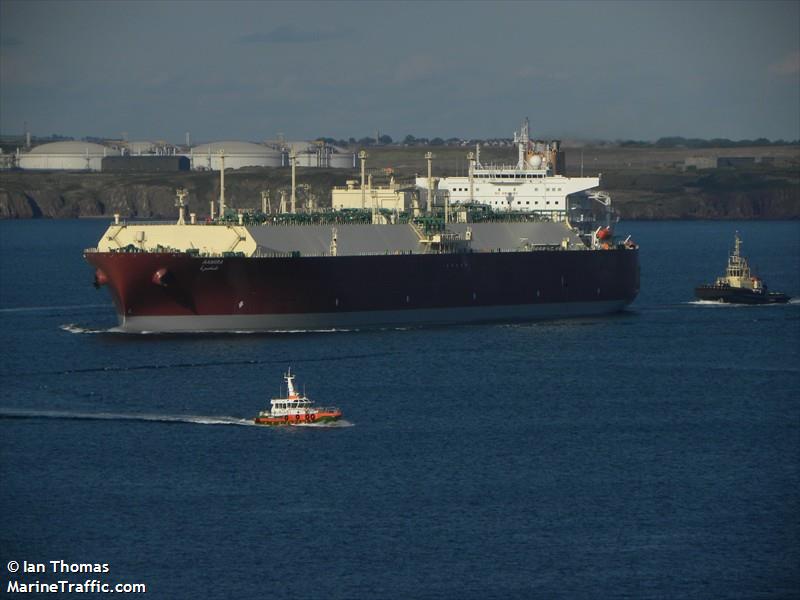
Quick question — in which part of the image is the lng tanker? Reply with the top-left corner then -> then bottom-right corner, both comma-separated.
85,126 -> 639,333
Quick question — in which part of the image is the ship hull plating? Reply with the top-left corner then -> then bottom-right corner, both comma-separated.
86,249 -> 639,333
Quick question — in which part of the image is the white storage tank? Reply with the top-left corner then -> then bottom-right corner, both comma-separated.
329,151 -> 355,168
189,141 -> 282,170
18,141 -> 120,171
282,141 -> 355,168
295,151 -> 320,167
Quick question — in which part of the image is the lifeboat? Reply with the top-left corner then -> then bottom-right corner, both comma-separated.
596,226 -> 612,241
254,368 -> 342,426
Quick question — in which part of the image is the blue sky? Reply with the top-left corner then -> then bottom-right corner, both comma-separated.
1,0 -> 798,143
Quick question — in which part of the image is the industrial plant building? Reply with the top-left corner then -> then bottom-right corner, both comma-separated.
102,156 -> 190,172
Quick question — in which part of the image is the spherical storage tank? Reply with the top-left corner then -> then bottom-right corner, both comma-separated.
189,141 -> 281,170
18,141 -> 120,171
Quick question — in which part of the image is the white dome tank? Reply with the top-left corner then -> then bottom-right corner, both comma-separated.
19,141 -> 120,171
189,141 -> 281,170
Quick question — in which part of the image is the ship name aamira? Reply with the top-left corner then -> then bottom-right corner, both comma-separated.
200,259 -> 223,271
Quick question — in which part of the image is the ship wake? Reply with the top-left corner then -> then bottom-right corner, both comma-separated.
0,303 -> 111,314
0,408 -> 255,427
59,323 -> 359,335
687,300 -> 740,307
686,300 -> 793,307
59,323 -> 417,335
60,323 -> 124,334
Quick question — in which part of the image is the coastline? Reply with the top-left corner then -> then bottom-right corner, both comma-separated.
1,144 -> 798,221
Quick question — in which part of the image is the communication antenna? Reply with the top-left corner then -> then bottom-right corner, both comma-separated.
467,151 -> 475,203
290,149 -> 297,214
359,150 -> 367,209
517,117 -> 530,169
175,188 -> 188,225
425,151 -> 434,214
218,150 -> 226,217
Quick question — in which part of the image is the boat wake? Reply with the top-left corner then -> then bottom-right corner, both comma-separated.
59,323 -> 359,335
59,324 -> 416,335
685,300 -> 793,307
0,408 -> 255,427
687,300 -> 740,307
60,323 -> 124,334
0,303 -> 111,314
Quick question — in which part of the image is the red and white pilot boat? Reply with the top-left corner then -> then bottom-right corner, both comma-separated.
254,368 -> 342,426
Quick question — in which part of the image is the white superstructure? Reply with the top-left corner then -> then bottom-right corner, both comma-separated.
416,119 -> 600,218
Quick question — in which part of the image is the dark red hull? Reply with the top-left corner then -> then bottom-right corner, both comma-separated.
85,248 -> 639,332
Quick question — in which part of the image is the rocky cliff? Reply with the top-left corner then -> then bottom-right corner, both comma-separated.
0,169 -> 351,220
600,168 -> 800,219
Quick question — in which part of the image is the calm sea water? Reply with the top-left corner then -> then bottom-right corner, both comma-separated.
1,219 -> 798,599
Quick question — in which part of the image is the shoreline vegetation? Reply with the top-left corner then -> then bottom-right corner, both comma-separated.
1,144 -> 798,220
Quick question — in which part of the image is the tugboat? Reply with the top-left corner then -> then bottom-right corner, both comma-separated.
695,232 -> 790,304
254,368 -> 342,426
